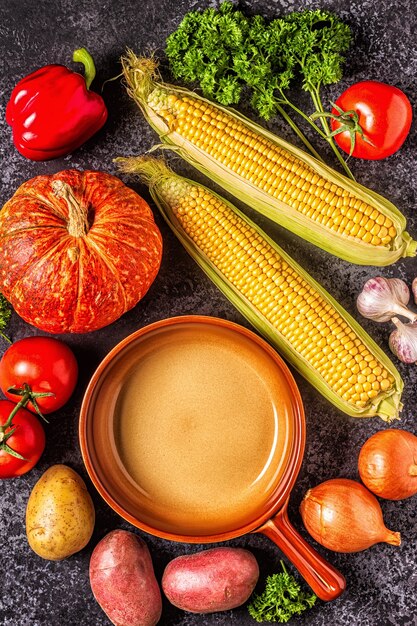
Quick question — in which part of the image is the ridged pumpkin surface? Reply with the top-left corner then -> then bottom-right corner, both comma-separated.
0,170 -> 163,333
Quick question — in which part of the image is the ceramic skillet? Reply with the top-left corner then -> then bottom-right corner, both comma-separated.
79,316 -> 345,601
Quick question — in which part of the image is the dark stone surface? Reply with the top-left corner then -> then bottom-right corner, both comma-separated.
0,0 -> 416,625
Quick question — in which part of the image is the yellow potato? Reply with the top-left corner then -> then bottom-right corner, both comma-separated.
26,464 -> 95,560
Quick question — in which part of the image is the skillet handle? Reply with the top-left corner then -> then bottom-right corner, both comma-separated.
257,502 -> 346,601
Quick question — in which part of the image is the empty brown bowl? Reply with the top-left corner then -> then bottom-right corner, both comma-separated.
79,315 -> 345,601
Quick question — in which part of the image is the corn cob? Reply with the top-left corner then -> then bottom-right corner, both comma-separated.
120,52 -> 416,266
116,155 -> 403,421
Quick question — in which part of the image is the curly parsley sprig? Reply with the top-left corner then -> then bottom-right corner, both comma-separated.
165,2 -> 354,179
0,294 -> 12,343
248,561 -> 317,623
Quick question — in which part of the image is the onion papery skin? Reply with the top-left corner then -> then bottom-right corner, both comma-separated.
359,429 -> 417,500
300,478 -> 401,553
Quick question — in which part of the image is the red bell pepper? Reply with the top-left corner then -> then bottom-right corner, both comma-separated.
6,48 -> 108,161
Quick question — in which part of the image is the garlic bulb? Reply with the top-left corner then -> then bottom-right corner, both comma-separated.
389,317 -> 417,364
357,276 -> 416,323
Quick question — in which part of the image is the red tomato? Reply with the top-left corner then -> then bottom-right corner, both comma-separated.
0,400 -> 45,478
330,80 -> 412,160
0,337 -> 78,414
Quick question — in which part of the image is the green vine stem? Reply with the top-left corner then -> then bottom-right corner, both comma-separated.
308,87 -> 355,181
7,382 -> 53,422
274,102 -> 324,163
0,389 -> 32,459
0,383 -> 53,459
267,88 -> 357,179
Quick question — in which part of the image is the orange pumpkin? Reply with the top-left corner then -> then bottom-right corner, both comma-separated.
0,170 -> 162,333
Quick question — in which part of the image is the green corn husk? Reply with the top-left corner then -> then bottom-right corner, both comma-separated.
120,51 -> 416,267
116,155 -> 403,421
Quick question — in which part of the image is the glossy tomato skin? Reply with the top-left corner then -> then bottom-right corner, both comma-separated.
0,400 -> 45,478
0,337 -> 78,414
331,80 -> 412,160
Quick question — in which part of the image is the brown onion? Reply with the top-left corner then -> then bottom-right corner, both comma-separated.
300,478 -> 401,553
358,429 -> 417,500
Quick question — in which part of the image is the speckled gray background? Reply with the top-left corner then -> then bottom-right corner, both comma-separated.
0,0 -> 416,625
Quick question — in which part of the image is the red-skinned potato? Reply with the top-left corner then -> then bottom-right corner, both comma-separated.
162,547 -> 259,614
89,530 -> 162,626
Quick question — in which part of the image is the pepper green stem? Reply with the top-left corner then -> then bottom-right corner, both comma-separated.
73,47 -> 96,89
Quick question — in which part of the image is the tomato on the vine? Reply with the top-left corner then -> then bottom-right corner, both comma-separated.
0,400 -> 45,478
0,337 -> 78,414
330,80 -> 412,160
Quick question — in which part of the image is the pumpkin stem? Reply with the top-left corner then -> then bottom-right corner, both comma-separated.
52,180 -> 89,237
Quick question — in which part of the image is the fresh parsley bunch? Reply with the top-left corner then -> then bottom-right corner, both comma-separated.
166,2 -> 354,178
248,561 -> 317,623
166,2 -> 249,106
0,294 -> 11,343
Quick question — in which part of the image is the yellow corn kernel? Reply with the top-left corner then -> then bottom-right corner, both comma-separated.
116,154 -> 403,419
121,53 -> 417,266
149,169 -> 396,408
150,93 -> 401,248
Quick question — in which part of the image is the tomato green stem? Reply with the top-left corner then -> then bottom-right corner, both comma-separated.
1,391 -> 30,432
272,87 -> 356,179
311,103 -> 376,157
2,442 -> 27,460
308,87 -> 356,181
0,385 -> 49,459
73,47 -> 96,90
7,383 -> 52,422
0,390 -> 32,459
